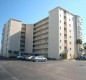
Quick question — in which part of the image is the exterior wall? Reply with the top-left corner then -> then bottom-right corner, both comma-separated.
1,19 -> 23,57
75,16 -> 82,39
33,17 -> 49,57
48,8 -> 60,59
25,24 -> 33,53
1,19 -> 34,57
9,19 -> 22,52
1,23 -> 10,57
59,8 -> 65,59
48,7 -> 81,60
74,16 -> 83,57
66,13 -> 75,59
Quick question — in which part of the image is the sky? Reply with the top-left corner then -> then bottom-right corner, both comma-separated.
0,0 -> 86,48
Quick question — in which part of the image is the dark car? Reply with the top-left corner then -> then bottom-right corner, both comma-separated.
75,56 -> 86,60
17,55 -> 26,60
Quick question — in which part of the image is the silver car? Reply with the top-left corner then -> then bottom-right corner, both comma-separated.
33,56 -> 47,62
26,56 -> 34,61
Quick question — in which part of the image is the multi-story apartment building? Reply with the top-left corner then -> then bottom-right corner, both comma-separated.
1,6 -> 82,59
33,17 -> 49,57
48,7 -> 82,59
1,19 -> 33,57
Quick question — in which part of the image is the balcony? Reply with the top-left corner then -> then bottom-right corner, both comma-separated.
21,32 -> 25,36
64,25 -> 67,28
64,32 -> 67,35
20,42 -> 25,46
64,38 -> 67,40
33,45 -> 48,50
20,49 -> 25,52
21,29 -> 26,32
20,40 -> 25,43
64,18 -> 67,22
64,34 -> 67,38
33,36 -> 48,41
64,10 -> 66,16
34,20 -> 48,29
33,31 -> 48,37
20,44 -> 25,47
64,22 -> 67,25
64,43 -> 67,47
33,41 -> 48,45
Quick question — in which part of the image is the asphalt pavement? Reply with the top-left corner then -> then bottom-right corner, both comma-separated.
0,60 -> 86,80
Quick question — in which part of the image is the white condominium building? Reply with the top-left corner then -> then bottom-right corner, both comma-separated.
48,7 -> 82,59
1,19 -> 33,57
1,6 -> 82,59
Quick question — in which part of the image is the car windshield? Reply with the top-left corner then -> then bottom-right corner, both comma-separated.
36,56 -> 44,58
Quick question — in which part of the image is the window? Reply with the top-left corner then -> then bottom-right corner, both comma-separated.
70,36 -> 71,38
64,47 -> 67,49
69,19 -> 70,21
69,30 -> 71,32
70,48 -> 71,50
69,24 -> 71,27
64,28 -> 67,30
64,16 -> 66,19
60,46 -> 61,49
60,27 -> 61,29
60,54 -> 61,57
45,49 -> 47,52
70,42 -> 71,44
60,33 -> 61,36
60,40 -> 61,42
60,20 -> 61,23
64,40 -> 67,43
60,14 -> 61,17
64,22 -> 67,25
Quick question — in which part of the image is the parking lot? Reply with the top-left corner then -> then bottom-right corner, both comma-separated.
0,60 -> 86,80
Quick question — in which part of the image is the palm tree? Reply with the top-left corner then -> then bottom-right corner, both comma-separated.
76,39 -> 82,56
76,39 -> 82,44
84,46 -> 86,55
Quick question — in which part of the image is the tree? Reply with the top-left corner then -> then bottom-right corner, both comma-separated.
76,39 -> 82,44
84,46 -> 86,50
76,39 -> 82,56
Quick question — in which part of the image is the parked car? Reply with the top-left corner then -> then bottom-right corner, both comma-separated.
17,55 -> 26,60
32,56 -> 47,62
26,56 -> 34,61
17,55 -> 22,59
75,56 -> 86,60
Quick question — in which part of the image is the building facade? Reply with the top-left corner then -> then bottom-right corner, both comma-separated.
1,6 -> 82,59
1,19 -> 33,57
33,17 -> 49,57
48,7 -> 82,59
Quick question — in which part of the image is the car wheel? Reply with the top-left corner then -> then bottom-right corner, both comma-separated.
36,60 -> 38,62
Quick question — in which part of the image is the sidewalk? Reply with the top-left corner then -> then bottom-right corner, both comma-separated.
62,59 -> 76,61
